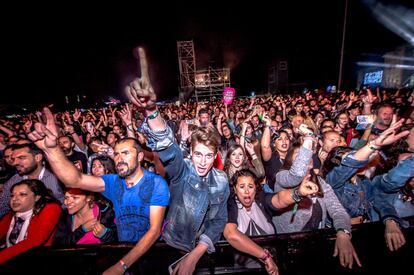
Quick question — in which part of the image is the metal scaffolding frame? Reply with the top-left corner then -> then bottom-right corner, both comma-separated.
194,67 -> 230,101
177,40 -> 230,101
177,41 -> 196,101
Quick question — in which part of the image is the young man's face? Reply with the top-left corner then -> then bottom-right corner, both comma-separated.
191,142 -> 216,177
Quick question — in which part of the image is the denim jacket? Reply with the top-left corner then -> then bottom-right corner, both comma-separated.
325,154 -> 371,218
372,155 -> 414,227
142,121 -> 230,253
326,153 -> 414,222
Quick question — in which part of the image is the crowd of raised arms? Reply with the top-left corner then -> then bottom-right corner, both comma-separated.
0,47 -> 413,275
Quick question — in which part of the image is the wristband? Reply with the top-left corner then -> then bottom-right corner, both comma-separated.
127,124 -> 134,131
119,259 -> 128,271
259,249 -> 272,263
291,188 -> 302,203
146,110 -> 159,120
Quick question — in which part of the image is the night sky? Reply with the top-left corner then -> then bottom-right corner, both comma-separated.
2,0 -> 412,109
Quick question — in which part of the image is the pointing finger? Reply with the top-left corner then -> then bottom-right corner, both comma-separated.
43,107 -> 58,136
137,47 -> 149,80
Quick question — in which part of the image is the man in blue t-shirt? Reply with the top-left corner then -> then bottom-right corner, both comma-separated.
27,109 -> 169,274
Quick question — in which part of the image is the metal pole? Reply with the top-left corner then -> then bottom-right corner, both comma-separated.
338,0 -> 349,92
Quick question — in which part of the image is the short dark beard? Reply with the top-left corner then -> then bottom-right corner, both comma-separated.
116,162 -> 139,178
17,162 -> 37,176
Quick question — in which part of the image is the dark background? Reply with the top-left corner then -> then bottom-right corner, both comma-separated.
2,0 -> 412,109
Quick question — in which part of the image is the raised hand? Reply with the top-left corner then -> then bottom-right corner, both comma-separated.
64,123 -> 75,135
244,142 -> 256,156
180,120 -> 192,142
371,115 -> 409,147
297,123 -> 314,137
262,113 -> 271,127
298,175 -> 319,197
126,47 -> 157,110
362,89 -> 377,105
27,107 -> 59,151
73,109 -> 81,121
118,104 -> 133,125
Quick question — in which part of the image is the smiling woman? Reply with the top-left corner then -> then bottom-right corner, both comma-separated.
0,179 -> 61,264
53,188 -> 117,245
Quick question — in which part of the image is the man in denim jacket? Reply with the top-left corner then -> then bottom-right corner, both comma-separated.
126,47 -> 230,275
321,117 -> 411,252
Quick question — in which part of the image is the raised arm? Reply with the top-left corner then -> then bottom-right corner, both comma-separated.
126,48 -> 164,132
272,175 -> 319,209
0,124 -> 15,137
275,125 -> 315,189
125,47 -> 186,184
261,114 -> 273,162
118,103 -> 136,139
352,116 -> 409,161
27,108 -> 105,192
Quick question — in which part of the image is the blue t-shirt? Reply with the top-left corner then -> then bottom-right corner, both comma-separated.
102,170 -> 169,242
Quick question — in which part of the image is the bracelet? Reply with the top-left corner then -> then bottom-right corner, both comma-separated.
368,141 -> 380,151
337,228 -> 352,238
146,110 -> 159,121
259,248 -> 272,263
119,259 -> 128,271
291,188 -> 302,203
127,124 -> 134,131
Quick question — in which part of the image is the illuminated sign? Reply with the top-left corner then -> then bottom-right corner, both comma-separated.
364,70 -> 383,85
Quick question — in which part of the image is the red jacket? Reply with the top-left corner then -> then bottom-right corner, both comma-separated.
0,203 -> 61,264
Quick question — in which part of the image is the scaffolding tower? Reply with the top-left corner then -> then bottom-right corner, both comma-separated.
194,67 -> 230,101
177,40 -> 231,101
177,41 -> 196,101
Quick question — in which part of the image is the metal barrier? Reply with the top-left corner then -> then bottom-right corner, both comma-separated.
1,216 -> 413,274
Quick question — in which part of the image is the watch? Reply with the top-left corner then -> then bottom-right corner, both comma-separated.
119,259 -> 128,271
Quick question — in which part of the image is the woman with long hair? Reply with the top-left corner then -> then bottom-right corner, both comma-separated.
261,113 -> 292,190
224,144 -> 264,181
272,125 -> 362,269
53,188 -> 117,245
91,155 -> 116,176
224,169 -> 318,275
0,179 -> 61,263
